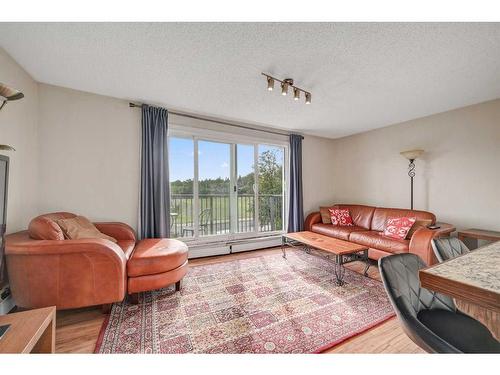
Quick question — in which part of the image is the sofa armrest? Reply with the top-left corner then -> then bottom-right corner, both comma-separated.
304,212 -> 322,231
5,233 -> 127,309
409,223 -> 456,266
94,222 -> 136,241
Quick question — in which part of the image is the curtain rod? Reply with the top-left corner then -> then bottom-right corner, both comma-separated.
129,102 -> 303,139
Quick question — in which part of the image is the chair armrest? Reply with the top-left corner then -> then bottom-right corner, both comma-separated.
409,223 -> 456,266
430,222 -> 456,237
5,236 -> 127,309
6,237 -> 127,260
304,212 -> 322,231
94,222 -> 136,241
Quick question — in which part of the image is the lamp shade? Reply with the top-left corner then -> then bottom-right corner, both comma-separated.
400,149 -> 424,160
0,145 -> 15,151
0,83 -> 24,101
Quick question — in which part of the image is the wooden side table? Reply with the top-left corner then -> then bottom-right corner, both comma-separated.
458,228 -> 500,249
0,306 -> 56,353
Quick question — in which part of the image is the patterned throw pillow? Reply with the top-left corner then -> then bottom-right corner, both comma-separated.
328,208 -> 354,226
383,217 -> 417,240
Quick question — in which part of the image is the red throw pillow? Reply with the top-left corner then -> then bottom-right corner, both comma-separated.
383,217 -> 417,240
328,208 -> 354,226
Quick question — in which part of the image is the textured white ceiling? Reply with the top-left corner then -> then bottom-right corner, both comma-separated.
1,23 -> 499,138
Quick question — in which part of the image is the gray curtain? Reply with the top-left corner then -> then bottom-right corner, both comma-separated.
139,105 -> 170,239
288,134 -> 304,232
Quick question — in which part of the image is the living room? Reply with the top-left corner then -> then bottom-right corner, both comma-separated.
0,1 -> 499,373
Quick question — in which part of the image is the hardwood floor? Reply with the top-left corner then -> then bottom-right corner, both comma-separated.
55,247 -> 424,354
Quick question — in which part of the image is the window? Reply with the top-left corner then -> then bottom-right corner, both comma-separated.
169,131 -> 287,243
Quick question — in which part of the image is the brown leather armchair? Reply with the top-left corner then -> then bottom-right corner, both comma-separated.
5,212 -> 135,310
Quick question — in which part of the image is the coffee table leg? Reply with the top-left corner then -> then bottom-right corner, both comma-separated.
363,249 -> 370,276
281,236 -> 287,259
333,255 -> 346,286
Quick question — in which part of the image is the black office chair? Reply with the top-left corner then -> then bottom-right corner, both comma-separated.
431,237 -> 470,263
379,253 -> 500,353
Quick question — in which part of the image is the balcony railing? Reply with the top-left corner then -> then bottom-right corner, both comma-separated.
170,194 -> 283,238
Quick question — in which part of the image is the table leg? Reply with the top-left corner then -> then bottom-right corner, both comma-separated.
362,249 -> 370,276
31,315 -> 55,353
333,255 -> 346,286
281,236 -> 287,259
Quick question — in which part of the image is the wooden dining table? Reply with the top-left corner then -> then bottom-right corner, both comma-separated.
419,241 -> 500,340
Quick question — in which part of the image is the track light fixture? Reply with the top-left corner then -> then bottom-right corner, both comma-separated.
267,77 -> 274,91
281,79 -> 291,96
262,73 -> 311,104
293,88 -> 300,101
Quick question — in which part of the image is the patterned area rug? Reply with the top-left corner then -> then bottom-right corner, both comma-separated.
95,250 -> 394,353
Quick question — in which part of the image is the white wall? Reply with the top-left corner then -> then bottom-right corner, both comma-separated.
330,99 -> 500,231
36,84 -> 337,230
302,135 -> 337,215
0,48 -> 39,232
37,84 -> 141,228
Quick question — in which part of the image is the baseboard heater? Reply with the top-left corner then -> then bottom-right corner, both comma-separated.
187,235 -> 282,259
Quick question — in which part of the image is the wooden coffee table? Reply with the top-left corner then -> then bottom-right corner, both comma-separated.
282,231 -> 370,286
0,306 -> 56,353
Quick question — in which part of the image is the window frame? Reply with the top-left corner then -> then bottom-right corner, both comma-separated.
168,124 -> 289,245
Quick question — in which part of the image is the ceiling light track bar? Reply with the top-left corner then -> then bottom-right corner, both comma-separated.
129,102 -> 303,139
261,73 -> 311,104
261,73 -> 310,96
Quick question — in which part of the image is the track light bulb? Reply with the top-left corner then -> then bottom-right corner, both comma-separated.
293,88 -> 300,101
267,77 -> 274,91
281,82 -> 288,96
305,92 -> 311,104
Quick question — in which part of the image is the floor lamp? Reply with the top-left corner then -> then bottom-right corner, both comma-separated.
400,149 -> 424,210
1,82 -> 24,151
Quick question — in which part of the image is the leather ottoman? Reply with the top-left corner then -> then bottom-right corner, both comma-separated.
127,238 -> 189,303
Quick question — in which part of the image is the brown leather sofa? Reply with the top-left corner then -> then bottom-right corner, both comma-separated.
305,204 -> 455,265
5,212 -> 188,310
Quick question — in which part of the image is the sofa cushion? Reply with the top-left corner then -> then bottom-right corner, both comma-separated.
311,223 -> 367,240
330,204 -> 375,229
349,231 -> 409,254
319,206 -> 334,224
127,238 -> 188,277
368,248 -> 392,261
28,212 -> 76,240
371,207 -> 436,232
